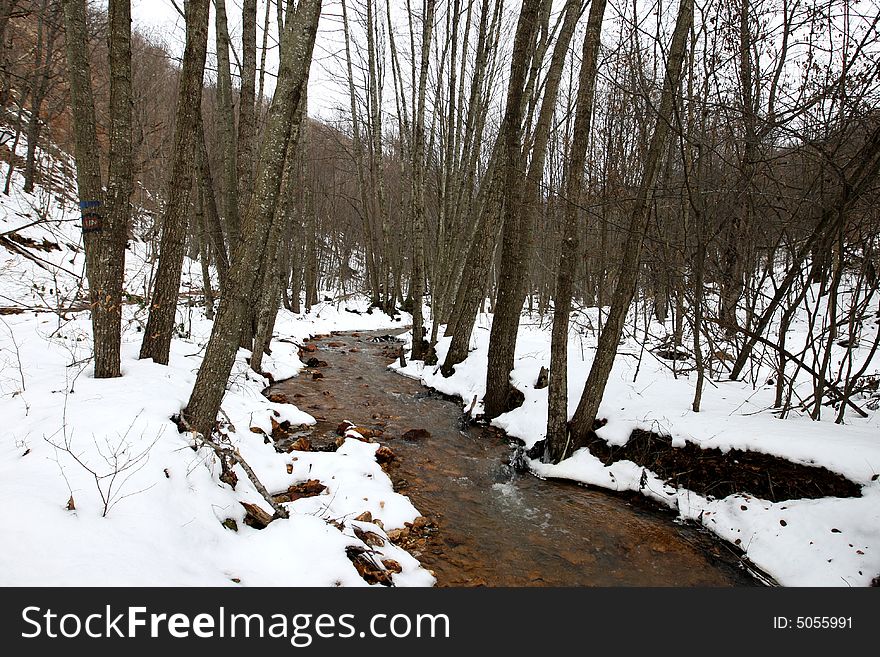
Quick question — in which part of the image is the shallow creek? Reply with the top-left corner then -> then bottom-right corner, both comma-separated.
268,329 -> 757,587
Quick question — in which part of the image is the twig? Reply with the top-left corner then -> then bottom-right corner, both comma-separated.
178,414 -> 289,519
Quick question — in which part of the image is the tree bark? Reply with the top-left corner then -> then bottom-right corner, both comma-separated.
139,0 -> 210,365
196,111 -> 230,284
544,0 -> 607,461
183,0 -> 322,437
23,0 -> 59,195
564,0 -> 694,455
409,0 -> 437,361
105,0 -> 133,363
214,0 -> 240,245
237,0 -> 257,214
484,0 -> 580,419
61,0 -> 126,378
440,0 -> 542,377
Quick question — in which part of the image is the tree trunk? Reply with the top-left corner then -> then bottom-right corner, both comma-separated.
409,0 -> 437,361
139,0 -> 209,365
197,194 -> 215,320
238,0 -> 257,214
484,0 -> 580,419
183,0 -> 322,437
104,0 -> 133,363
214,0 -> 240,245
441,0 -> 542,377
564,0 -> 694,454
250,83 -> 309,373
544,0 -> 608,462
23,0 -> 59,195
196,111 -> 230,285
61,0 -> 127,378
719,0 -> 756,336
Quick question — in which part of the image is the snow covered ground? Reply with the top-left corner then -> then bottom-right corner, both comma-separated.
4,127 -> 878,588
393,310 -> 880,587
0,149 -> 433,587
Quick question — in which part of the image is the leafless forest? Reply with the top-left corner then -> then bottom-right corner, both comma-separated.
2,0 -> 879,465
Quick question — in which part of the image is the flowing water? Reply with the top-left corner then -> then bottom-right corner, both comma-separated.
269,329 -> 757,587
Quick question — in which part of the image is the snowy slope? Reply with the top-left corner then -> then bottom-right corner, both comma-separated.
0,133 -> 433,586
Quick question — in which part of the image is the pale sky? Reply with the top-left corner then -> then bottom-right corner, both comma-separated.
128,0 -> 349,120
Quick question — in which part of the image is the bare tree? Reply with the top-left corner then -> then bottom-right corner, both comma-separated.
61,0 -> 127,378
562,0 -> 694,456
183,0 -> 322,437
544,0 -> 607,461
139,0 -> 210,365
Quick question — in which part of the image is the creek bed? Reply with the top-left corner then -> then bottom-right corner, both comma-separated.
268,329 -> 759,587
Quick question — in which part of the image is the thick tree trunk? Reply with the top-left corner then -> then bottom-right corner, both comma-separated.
484,0 -> 580,419
183,0 -> 322,437
61,0 -> 127,378
104,0 -> 132,362
139,0 -> 209,365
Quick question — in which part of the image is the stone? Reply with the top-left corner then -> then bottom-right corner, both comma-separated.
355,426 -> 384,438
375,446 -> 396,464
287,436 -> 312,452
381,559 -> 402,574
412,515 -> 431,530
402,428 -> 431,442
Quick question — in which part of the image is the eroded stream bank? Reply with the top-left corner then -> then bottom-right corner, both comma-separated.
267,329 -> 758,586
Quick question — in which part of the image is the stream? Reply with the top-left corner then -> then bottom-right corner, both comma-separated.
268,328 -> 758,587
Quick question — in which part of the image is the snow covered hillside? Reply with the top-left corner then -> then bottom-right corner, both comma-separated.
0,132 -> 432,587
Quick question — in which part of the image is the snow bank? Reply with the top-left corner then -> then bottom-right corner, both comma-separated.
0,152 -> 432,586
393,312 -> 880,586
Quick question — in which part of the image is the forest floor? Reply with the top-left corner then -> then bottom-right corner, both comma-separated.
393,314 -> 880,586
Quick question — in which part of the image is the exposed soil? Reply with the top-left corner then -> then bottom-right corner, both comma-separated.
3,231 -> 61,252
267,329 -> 762,587
584,429 -> 862,502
